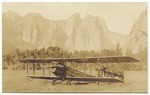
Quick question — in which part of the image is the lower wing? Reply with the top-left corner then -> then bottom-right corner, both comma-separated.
28,76 -> 123,82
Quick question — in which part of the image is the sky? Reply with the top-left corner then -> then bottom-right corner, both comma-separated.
2,2 -> 147,35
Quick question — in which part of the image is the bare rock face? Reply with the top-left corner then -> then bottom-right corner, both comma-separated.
74,15 -> 112,51
22,13 -> 47,45
64,12 -> 81,51
3,12 -> 113,54
127,10 -> 147,54
2,11 -> 24,54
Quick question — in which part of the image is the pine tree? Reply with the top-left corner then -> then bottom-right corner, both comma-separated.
126,47 -> 133,56
115,42 -> 122,56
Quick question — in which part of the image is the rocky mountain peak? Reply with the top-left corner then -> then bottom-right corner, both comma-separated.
2,12 -> 116,54
127,9 -> 147,54
3,11 -> 22,22
74,14 -> 112,51
130,9 -> 147,36
70,12 -> 80,19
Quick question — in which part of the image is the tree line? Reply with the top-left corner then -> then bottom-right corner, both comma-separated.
2,42 -> 147,71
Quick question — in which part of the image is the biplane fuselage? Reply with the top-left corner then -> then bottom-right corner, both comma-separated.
51,64 -> 93,79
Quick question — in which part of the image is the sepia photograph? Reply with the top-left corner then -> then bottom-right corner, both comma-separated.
2,2 -> 148,93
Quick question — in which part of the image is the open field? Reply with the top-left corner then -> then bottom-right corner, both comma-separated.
2,70 -> 147,93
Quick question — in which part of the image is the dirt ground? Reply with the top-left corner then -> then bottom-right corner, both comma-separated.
2,70 -> 147,93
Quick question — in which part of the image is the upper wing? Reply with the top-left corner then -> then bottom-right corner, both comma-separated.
18,56 -> 139,63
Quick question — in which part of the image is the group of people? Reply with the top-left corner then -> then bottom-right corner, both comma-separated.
96,66 -> 124,80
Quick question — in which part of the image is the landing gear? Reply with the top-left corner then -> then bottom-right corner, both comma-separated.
66,80 -> 71,85
52,79 -> 67,85
52,79 -> 57,85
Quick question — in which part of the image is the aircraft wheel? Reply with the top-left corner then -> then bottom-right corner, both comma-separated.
66,80 -> 71,85
68,80 -> 71,85
52,79 -> 57,85
66,80 -> 69,85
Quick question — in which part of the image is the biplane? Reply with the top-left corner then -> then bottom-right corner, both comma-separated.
18,56 -> 139,85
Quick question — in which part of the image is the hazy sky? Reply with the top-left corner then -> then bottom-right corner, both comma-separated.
2,2 -> 147,35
